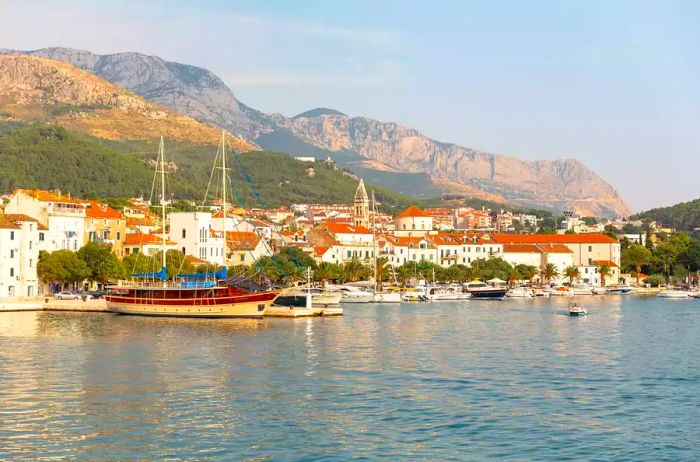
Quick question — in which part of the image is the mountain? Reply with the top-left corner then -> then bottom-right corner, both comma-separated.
1,48 -> 631,217
0,54 -> 256,151
632,199 -> 700,231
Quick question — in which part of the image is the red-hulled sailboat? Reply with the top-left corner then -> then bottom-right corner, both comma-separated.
106,134 -> 279,318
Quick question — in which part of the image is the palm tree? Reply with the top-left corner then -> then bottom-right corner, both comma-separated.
375,257 -> 389,291
622,244 -> 652,286
564,265 -> 580,285
315,262 -> 340,284
539,263 -> 558,284
396,264 -> 413,287
341,258 -> 368,283
515,264 -> 538,282
598,264 -> 611,288
507,268 -> 522,287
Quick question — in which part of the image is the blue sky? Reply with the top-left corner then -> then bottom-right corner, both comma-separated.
1,0 -> 699,211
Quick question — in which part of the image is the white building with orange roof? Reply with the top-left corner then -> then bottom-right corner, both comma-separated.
168,212 -> 225,266
0,213 -> 41,298
226,231 -> 269,266
394,205 -> 433,236
306,222 -> 376,263
501,243 -> 574,271
492,233 -> 620,268
123,233 -> 178,257
82,200 -> 127,257
5,189 -> 86,252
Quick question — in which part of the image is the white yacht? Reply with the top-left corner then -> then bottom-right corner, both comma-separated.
506,287 -> 534,298
657,289 -> 691,299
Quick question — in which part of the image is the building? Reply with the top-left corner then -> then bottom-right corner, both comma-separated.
226,231 -> 269,266
123,233 -> 178,256
0,213 -> 41,298
5,189 -> 86,252
394,205 -> 433,236
353,179 -> 370,228
168,212 -> 225,265
83,200 -> 126,257
493,233 -> 621,284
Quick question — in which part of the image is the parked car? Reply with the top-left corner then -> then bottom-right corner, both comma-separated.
87,290 -> 107,299
54,291 -> 79,300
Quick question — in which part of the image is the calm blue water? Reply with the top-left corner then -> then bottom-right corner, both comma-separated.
1,297 -> 699,461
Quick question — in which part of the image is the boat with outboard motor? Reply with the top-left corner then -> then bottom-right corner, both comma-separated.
568,301 -> 587,316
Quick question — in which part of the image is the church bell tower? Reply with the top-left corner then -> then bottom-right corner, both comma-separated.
353,178 -> 370,228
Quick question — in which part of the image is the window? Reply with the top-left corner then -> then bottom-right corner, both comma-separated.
182,229 -> 187,239
347,251 -> 352,259
240,254 -> 245,262
29,241 -> 32,250
117,232 -> 121,240
39,233 -> 45,242
10,268 -> 14,277
10,250 -> 14,258
10,231 -> 14,240
182,247 -> 186,254
588,246 -> 592,252
29,259 -> 33,268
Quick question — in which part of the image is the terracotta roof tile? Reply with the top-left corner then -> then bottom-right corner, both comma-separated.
396,205 -> 432,218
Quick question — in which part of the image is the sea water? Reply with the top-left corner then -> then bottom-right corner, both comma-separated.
1,297 -> 698,461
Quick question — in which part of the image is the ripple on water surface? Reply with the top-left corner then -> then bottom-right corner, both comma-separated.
0,297 -> 699,461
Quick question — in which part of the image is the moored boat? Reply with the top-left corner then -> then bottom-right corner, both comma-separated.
506,287 -> 534,298
464,281 -> 506,299
106,135 -> 280,318
657,289 -> 691,299
607,286 -> 632,295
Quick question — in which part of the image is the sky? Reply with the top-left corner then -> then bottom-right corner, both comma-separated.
1,0 -> 699,211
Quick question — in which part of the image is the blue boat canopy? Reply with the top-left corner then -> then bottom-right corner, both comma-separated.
177,267 -> 227,280
132,267 -> 167,281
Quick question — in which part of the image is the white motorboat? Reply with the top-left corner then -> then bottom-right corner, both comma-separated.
330,284 -> 374,303
372,291 -> 403,303
571,285 -> 594,296
657,289 -> 691,299
506,287 -> 534,298
428,285 -> 471,301
569,301 -> 587,316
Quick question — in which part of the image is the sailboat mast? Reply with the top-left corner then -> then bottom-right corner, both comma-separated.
371,190 -> 377,291
220,131 -> 227,266
159,136 -> 167,272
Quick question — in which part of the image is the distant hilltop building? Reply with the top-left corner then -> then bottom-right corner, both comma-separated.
294,156 -> 316,163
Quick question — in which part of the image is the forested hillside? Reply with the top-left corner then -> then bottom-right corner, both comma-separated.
633,199 -> 700,231
0,123 -> 419,209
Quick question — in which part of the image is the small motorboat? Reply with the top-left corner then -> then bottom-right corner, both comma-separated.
607,286 -> 632,295
657,289 -> 691,299
506,287 -> 534,298
569,301 -> 587,316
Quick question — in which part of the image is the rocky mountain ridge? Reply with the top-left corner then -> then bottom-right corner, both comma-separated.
0,47 -> 631,216
0,54 -> 256,151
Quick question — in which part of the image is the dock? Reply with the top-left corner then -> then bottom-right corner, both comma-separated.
0,298 -> 109,313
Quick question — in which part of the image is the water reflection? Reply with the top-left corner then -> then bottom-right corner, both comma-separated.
0,297 -> 699,460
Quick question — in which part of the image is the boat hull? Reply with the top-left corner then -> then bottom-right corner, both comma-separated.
468,289 -> 507,299
106,288 -> 279,318
372,292 -> 402,303
107,298 -> 274,318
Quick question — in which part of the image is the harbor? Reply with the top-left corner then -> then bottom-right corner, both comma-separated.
1,296 -> 698,461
